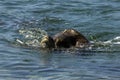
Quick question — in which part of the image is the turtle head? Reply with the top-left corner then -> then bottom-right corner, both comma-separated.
40,35 -> 55,49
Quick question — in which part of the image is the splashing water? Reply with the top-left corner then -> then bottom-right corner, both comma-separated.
16,28 -> 47,47
16,27 -> 120,52
90,36 -> 120,52
104,36 -> 120,45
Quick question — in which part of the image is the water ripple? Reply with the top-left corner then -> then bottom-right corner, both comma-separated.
0,0 -> 120,80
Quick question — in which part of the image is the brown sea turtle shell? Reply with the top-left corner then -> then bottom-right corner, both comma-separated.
53,29 -> 89,48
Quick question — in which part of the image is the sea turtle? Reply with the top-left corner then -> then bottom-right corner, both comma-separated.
40,29 -> 89,49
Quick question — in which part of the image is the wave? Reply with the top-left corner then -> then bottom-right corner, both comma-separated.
104,36 -> 120,45
89,36 -> 120,52
15,27 -> 120,52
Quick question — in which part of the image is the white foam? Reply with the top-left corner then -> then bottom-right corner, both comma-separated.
113,42 -> 120,45
104,36 -> 120,45
114,36 -> 120,40
16,39 -> 24,44
17,28 -> 48,47
103,40 -> 112,44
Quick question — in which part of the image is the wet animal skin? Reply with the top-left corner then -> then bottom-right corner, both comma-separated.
40,29 -> 89,49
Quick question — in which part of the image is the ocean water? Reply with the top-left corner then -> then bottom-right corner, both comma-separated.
0,0 -> 120,80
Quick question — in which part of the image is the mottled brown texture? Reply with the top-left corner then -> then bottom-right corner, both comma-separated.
40,29 -> 89,49
40,35 -> 55,48
53,29 -> 89,48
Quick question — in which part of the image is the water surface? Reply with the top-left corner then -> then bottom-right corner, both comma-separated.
0,0 -> 120,80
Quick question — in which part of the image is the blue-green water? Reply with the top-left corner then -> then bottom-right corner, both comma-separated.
0,0 -> 120,80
